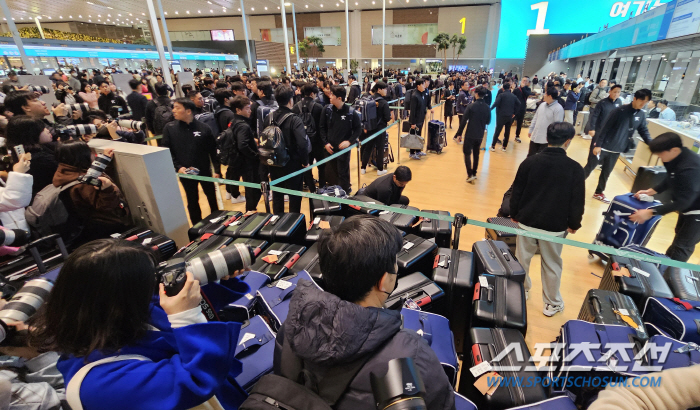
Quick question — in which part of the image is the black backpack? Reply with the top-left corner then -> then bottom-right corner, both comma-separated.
259,113 -> 293,167
403,88 -> 415,112
295,100 -> 318,142
216,123 -> 240,167
152,100 -> 174,136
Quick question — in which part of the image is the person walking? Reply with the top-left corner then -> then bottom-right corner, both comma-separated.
527,87 -> 564,157
226,95 -> 262,211
453,82 -> 471,144
462,86 -> 491,183
511,122 -> 585,316
490,82 -> 520,152
512,76 -> 532,144
581,84 -> 623,177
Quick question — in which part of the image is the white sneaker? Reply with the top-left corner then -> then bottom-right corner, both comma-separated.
230,195 -> 245,204
543,304 -> 564,317
376,169 -> 388,176
284,195 -> 289,202
525,290 -> 529,300
458,140 -> 463,145
224,192 -> 232,200
418,151 -> 427,157
582,134 -> 592,140
501,147 -> 507,152
466,176 -> 476,184
490,147 -> 496,152
360,168 -> 366,175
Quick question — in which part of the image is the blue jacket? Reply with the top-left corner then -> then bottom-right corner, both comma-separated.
57,291 -> 249,410
455,90 -> 470,115
564,91 -> 580,111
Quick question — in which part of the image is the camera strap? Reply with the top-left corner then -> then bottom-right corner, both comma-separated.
199,290 -> 220,322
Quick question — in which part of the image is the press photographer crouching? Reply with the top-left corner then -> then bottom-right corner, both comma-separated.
79,110 -> 146,144
28,239 -> 251,410
273,215 -> 455,410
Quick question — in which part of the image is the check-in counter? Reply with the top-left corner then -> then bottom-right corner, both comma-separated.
626,119 -> 700,174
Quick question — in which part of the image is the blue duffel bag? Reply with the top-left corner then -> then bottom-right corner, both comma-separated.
645,333 -> 700,370
234,315 -> 276,391
504,396 -> 577,410
642,297 -> 700,345
256,270 -> 320,332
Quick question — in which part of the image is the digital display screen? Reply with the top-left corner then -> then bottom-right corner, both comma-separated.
211,30 -> 234,41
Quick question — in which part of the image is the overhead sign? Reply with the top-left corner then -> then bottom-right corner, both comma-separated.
663,0 -> 700,39
304,27 -> 342,46
0,44 -> 238,61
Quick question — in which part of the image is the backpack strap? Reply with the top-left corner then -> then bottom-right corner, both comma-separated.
66,354 -> 150,410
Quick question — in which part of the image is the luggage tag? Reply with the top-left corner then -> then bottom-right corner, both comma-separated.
263,249 -> 289,264
613,309 -> 642,332
411,217 -> 424,228
404,298 -> 421,311
276,279 -> 293,290
265,215 -> 280,226
142,237 -> 153,245
612,267 -> 632,278
631,266 -> 650,278
674,342 -> 700,354
403,241 -> 415,250
469,361 -> 492,378
310,216 -> 321,229
474,371 -> 501,396
210,215 -> 226,223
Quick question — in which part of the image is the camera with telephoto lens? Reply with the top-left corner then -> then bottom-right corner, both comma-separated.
371,358 -> 427,410
55,124 -> 99,141
117,119 -> 146,131
109,106 -> 124,120
65,103 -> 90,114
0,229 -> 31,247
157,243 -> 255,297
26,85 -> 50,94
77,153 -> 112,187
0,278 -> 53,346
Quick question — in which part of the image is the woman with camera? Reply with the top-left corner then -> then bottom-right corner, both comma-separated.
30,239 -> 249,410
5,116 -> 57,200
78,82 -> 99,110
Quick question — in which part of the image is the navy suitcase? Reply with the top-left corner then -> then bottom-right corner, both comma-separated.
385,271 -> 445,312
401,308 -> 459,387
397,234 -> 439,277
379,204 -> 419,233
257,270 -> 321,332
599,255 -> 674,310
590,193 -> 662,261
418,210 -> 451,248
485,217 -> 518,254
256,213 -> 307,245
459,327 -> 547,410
217,271 -> 271,323
472,274 -> 527,336
503,397 -> 577,410
431,248 -> 475,354
288,242 -> 324,288
232,238 -> 269,257
234,315 -> 276,391
642,297 -> 700,344
646,333 -> 700,370
188,211 -> 242,240
249,242 -> 306,281
620,244 -> 670,273
454,393 -> 477,410
427,120 -> 446,154
577,289 -> 648,340
472,239 -> 526,283
305,215 -> 344,244
221,212 -> 272,239
344,195 -> 381,216
311,186 -> 346,216
664,267 -> 700,301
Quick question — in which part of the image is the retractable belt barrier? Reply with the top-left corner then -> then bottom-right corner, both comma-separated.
145,134 -> 162,142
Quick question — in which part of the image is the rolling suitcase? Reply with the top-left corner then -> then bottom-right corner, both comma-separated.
311,186 -> 346,216
663,267 -> 700,301
287,242 -> 324,288
234,315 -> 276,391
257,270 -> 321,332
112,227 -> 152,241
472,239 -> 526,283
345,195 -> 381,216
459,327 -> 546,410
418,210 -> 451,248
379,204 -> 419,233
256,213 -> 307,245
385,271 -> 445,312
631,166 -> 672,204
472,274 -> 527,335
172,234 -> 233,261
431,248 -> 475,354
217,271 -> 271,323
577,289 -> 647,340
620,244 -> 670,274
599,255 -> 674,310
401,308 -> 459,387
397,234 -> 438,277
574,110 -> 589,135
221,211 -> 272,239
305,215 -> 345,244
250,242 -> 306,280
427,120 -> 446,154
646,333 -> 700,371
188,211 -> 242,241
136,233 -> 177,261
232,237 -> 269,257
454,393 -> 477,410
642,297 -> 700,344
485,217 -> 518,254
590,193 -> 662,261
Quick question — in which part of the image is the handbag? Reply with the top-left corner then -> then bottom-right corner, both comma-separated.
400,128 -> 425,150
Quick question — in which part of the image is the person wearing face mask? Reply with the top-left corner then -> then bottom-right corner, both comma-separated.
273,215 -> 455,410
510,122 -> 585,317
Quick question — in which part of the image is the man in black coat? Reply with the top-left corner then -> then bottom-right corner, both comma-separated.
362,165 -> 412,205
463,87 -> 491,183
293,84 -> 325,193
512,77 -> 532,143
360,81 -> 393,175
97,81 -> 128,118
407,79 -> 433,159
490,82 -> 520,152
125,79 -> 148,122
582,84 -> 622,179
227,95 -> 261,211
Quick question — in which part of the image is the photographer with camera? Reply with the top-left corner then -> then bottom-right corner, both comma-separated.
81,110 -> 146,144
29,238 -> 250,410
272,215 -> 455,410
96,81 -> 128,119
6,116 -> 57,199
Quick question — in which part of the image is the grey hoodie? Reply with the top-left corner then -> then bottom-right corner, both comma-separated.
275,280 -> 455,410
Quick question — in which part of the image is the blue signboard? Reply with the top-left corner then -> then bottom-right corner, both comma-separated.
0,44 -> 237,61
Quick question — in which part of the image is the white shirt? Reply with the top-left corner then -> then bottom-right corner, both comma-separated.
529,101 -> 565,144
659,107 -> 676,121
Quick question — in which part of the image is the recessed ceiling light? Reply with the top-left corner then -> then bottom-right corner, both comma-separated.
207,1 -> 212,3
186,10 -> 190,14
11,18 -> 14,20
372,1 -> 374,3
129,13 -> 132,16
175,11 -> 178,14
107,6 -> 112,9
284,2 -> 291,5
337,3 -> 340,6
86,1 -> 93,4
48,16 -> 52,19
78,15 -> 82,17
37,16 -> 42,19
88,19 -> 91,22
320,4 -> 323,6
118,13 -> 121,16
305,4 -> 308,7
251,7 -> 254,10
210,9 -> 213,13
141,12 -> 145,15
107,14 -> 111,16
198,10 -> 201,13
69,15 -> 72,18
98,14 -> 101,17
355,1 -> 358,4
277,6 -> 280,8
59,15 -> 63,18
237,8 -> 240,11
265,6 -> 268,9
164,11 -> 167,14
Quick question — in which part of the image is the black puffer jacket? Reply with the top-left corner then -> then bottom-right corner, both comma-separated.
274,281 -> 455,410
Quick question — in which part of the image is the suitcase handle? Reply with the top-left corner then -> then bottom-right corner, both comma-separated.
473,282 -> 481,301
28,234 -> 69,274
471,344 -> 483,366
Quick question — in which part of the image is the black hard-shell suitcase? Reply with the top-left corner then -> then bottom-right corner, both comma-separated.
577,289 -> 648,340
631,166 -> 672,204
249,242 -> 306,280
431,248 -> 474,354
221,212 -> 272,239
256,213 -> 307,245
419,210 -> 452,248
397,234 -> 438,277
385,271 -> 445,312
599,255 -> 674,310
458,327 -> 546,409
112,227 -> 152,241
232,238 -> 269,257
311,188 -> 345,216
136,233 -> 177,261
472,274 -> 527,335
344,195 -> 381,216
172,234 -> 233,261
305,215 -> 345,244
379,204 -> 419,232
485,217 -> 517,254
188,210 -> 242,241
0,234 -> 69,284
663,267 -> 700,302
288,242 -> 324,288
472,239 -> 526,283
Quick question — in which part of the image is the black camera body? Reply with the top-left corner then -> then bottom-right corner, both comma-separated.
158,257 -> 189,297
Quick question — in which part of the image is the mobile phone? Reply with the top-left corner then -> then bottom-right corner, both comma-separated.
12,144 -> 25,162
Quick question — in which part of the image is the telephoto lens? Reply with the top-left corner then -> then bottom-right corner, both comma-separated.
371,358 -> 427,410
159,243 -> 255,296
66,103 -> 90,113
0,278 -> 53,323
64,124 -> 99,136
78,153 -> 112,186
0,229 -> 31,247
26,85 -> 50,94
117,119 -> 147,131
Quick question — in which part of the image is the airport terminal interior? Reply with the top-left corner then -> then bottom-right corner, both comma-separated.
0,0 -> 699,408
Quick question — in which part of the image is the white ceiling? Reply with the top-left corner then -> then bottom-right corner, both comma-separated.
3,0 -> 497,29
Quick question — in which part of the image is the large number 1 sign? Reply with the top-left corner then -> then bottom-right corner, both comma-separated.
526,1 -> 550,35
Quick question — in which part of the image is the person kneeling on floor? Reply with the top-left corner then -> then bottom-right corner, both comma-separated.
359,165 -> 412,205
273,215 -> 455,410
510,122 -> 586,317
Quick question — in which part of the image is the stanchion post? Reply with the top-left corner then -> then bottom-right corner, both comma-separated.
356,142 -> 361,191
397,117 -> 401,164
451,213 -> 466,250
261,182 -> 271,213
